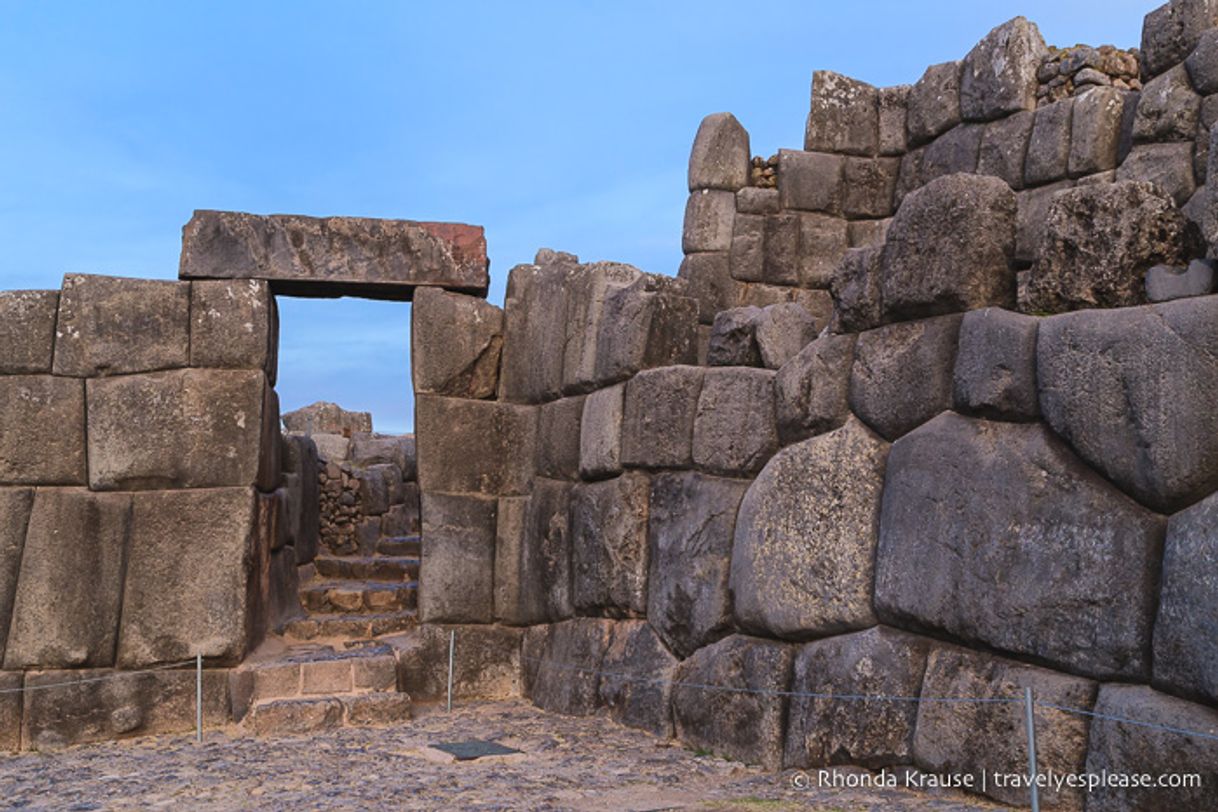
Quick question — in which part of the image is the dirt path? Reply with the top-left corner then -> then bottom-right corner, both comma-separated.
0,700 -> 1000,810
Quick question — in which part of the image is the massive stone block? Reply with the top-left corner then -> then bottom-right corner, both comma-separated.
677,251 -> 733,324
731,418 -> 888,639
1116,141 -> 1197,207
907,61 -> 962,146
879,174 -> 1015,321
1135,63 -> 1200,142
647,471 -> 747,658
1083,684 -> 1218,811
419,493 -> 496,624
394,623 -> 523,702
1069,86 -> 1133,177
411,287 -> 503,399
707,306 -> 763,367
86,368 -> 273,491
849,314 -> 962,441
0,489 -> 33,662
1187,27 -> 1218,93
497,258 -> 574,403
281,401 -> 371,435
534,396 -> 583,480
597,620 -> 679,737
179,210 -> 488,298
561,261 -> 643,393
118,487 -> 263,667
688,112 -> 750,191
1024,97 -> 1074,186
829,245 -> 882,334
0,375 -> 86,485
1155,490 -> 1218,703
774,333 -> 856,444
524,617 -> 615,716
875,413 -> 1164,679
776,150 -> 843,214
415,395 -> 536,496
3,489 -> 128,669
918,122 -> 983,181
570,472 -> 650,617
1141,0 -> 1218,79
755,302 -> 819,369
691,367 -> 778,476
682,189 -> 735,252
784,627 -> 933,770
877,85 -> 909,155
1021,181 -> 1202,312
579,383 -> 625,480
620,365 -> 704,469
952,307 -> 1039,421
0,290 -> 57,374
804,71 -> 878,156
1038,297 -> 1218,513
1014,179 -> 1074,265
670,635 -> 794,770
494,479 -> 572,625
959,17 -> 1047,121
189,279 -> 278,382
913,647 -> 1096,809
592,275 -> 699,386
53,274 -> 190,377
977,109 -> 1034,189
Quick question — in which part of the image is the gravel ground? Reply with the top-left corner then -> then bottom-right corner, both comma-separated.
0,700 -> 1001,811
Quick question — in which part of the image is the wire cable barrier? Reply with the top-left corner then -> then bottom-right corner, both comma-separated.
0,659 -> 198,694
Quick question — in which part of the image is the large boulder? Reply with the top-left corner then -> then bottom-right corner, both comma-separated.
1083,684 -> 1218,811
774,333 -> 856,444
784,627 -> 933,770
682,189 -> 736,252
411,288 -> 503,399
777,150 -> 843,214
959,17 -> 1047,121
1153,489 -> 1218,702
494,479 -> 572,625
688,113 -> 750,191
952,307 -> 1039,421
524,618 -> 615,716
592,275 -> 699,386
418,493 -> 496,624
670,635 -> 794,770
1020,181 -> 1203,312
1069,86 -> 1133,176
730,418 -> 888,639
879,174 -> 1016,320
646,472 -> 748,658
497,258 -> 574,403
117,487 -> 264,667
875,413 -> 1164,680
691,367 -> 778,476
561,261 -> 644,392
414,396 -> 536,497
86,369 -> 275,491
393,623 -> 522,702
620,366 -> 704,469
570,473 -> 650,617
829,245 -> 882,333
0,375 -> 86,485
4,489 -> 129,669
907,61 -> 962,146
913,646 -> 1096,809
0,489 -> 33,662
1140,0 -> 1218,79
977,109 -> 1034,188
0,290 -> 57,374
1037,297 -> 1218,513
598,620 -> 679,737
52,274 -> 190,377
1133,63 -> 1200,142
579,383 -> 625,479
804,71 -> 879,156
1024,97 -> 1074,186
706,306 -> 763,366
848,314 -> 962,441
534,396 -> 583,481
189,279 -> 278,382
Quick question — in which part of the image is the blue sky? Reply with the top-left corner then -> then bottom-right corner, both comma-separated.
0,1 -> 1147,432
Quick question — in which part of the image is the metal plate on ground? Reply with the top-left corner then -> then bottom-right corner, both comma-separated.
430,739 -> 522,761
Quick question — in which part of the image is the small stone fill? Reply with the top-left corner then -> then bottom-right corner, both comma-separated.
1037,44 -> 1141,105
750,154 -> 778,187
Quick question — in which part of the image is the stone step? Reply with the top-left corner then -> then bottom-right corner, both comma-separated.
231,643 -> 399,720
248,692 -> 412,736
377,535 -> 421,557
283,609 -> 418,641
314,555 -> 419,582
300,580 -> 418,614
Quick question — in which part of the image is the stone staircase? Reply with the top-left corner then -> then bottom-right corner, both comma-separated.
284,534 -> 421,642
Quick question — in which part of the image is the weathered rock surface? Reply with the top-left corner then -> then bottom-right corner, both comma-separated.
1133,63 -> 1200,142
598,620 -> 679,737
1021,180 -> 1202,312
1116,141 -> 1197,206
1146,258 -> 1216,301
411,288 -> 503,399
875,413 -> 1164,679
959,17 -> 1047,121
393,624 -> 522,701
4,489 -> 129,669
707,307 -> 763,367
879,174 -> 1015,321
731,418 -> 888,639
418,493 -> 496,624
878,85 -> 909,155
776,150 -> 842,214
1069,86 -> 1132,176
0,489 -> 32,662
570,472 -> 650,617
1038,296 -> 1218,513
0,290 -> 57,374
620,366 -> 704,469
524,618 -> 615,716
671,635 -> 794,770
842,157 -> 900,219
913,647 -> 1096,809
952,307 -> 1039,421
494,479 -> 572,625
692,367 -> 778,476
1155,489 -> 1218,703
784,627 -> 933,770
646,472 -> 748,658
497,259 -> 574,403
179,210 -> 489,298
1186,27 -> 1218,94
1083,684 -> 1218,811
805,71 -> 878,156
677,251 -> 733,324
754,303 -> 818,369
977,110 -> 1034,188
118,487 -> 263,667
86,369 -> 274,491
282,401 -> 371,435
907,61 -> 962,145
1140,0 -> 1218,79
849,315 -> 962,441
579,383 -> 624,479
1014,179 -> 1074,265
415,396 -> 536,496
53,274 -> 190,377
561,261 -> 644,392
592,275 -> 699,386
534,396 -> 583,480
774,333 -> 856,444
1024,97 -> 1074,185
683,190 -> 736,252
829,245 -> 882,333
688,113 -> 750,191
0,375 -> 86,485
189,279 -> 278,381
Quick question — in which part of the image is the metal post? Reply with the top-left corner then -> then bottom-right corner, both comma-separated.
446,629 -> 456,713
1024,686 -> 1039,812
196,653 -> 203,744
